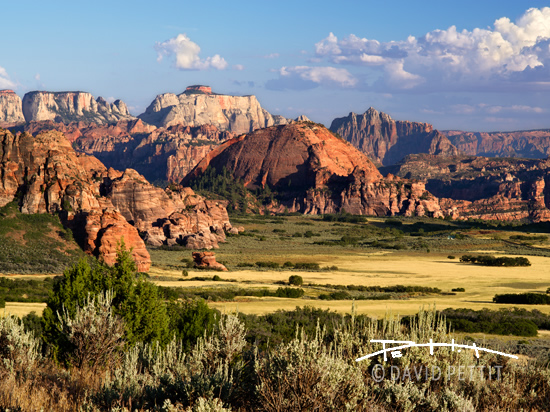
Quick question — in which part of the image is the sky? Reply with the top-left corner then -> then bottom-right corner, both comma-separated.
1,0 -> 549,132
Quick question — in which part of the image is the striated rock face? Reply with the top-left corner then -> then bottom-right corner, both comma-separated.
0,90 -> 24,123
138,86 -> 288,134
443,129 -> 550,159
72,122 -> 230,183
384,154 -> 550,222
22,91 -> 135,125
0,128 -> 151,270
183,122 -> 445,218
330,108 -> 458,166
100,168 -> 232,250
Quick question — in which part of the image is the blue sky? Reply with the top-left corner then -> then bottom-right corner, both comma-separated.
1,1 -> 549,131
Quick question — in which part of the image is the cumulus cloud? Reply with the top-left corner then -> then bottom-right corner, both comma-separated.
314,7 -> 550,92
266,65 -> 357,90
0,66 -> 15,89
155,34 -> 228,70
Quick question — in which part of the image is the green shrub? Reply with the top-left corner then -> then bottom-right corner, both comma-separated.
493,293 -> 550,305
288,275 -> 303,286
293,262 -> 320,270
212,275 -> 222,281
182,269 -> 189,277
452,287 -> 465,292
460,255 -> 531,266
237,262 -> 254,267
256,261 -> 280,269
275,287 -> 304,298
282,261 -> 294,268
448,255 -> 456,259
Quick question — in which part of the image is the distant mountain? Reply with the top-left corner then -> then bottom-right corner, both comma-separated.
0,90 -> 24,123
443,129 -> 550,158
330,108 -> 458,166
382,154 -> 550,222
138,85 -> 288,134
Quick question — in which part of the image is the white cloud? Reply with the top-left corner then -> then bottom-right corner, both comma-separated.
281,66 -> 357,87
266,65 -> 356,91
0,66 -> 15,89
314,7 -> 550,92
264,53 -> 280,59
233,64 -> 245,71
155,34 -> 228,70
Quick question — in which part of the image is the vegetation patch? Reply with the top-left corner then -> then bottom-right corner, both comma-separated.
493,293 -> 550,305
460,255 -> 531,266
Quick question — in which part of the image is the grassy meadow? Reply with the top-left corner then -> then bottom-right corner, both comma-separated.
147,214 -> 550,318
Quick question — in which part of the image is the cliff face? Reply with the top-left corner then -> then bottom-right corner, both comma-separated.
330,108 -> 458,166
100,168 -> 232,250
71,122 -> 230,183
384,154 -> 550,222
0,127 -> 235,270
22,91 -> 134,124
0,128 -> 150,270
183,122 -> 445,218
138,87 -> 288,134
444,130 -> 550,158
0,90 -> 24,123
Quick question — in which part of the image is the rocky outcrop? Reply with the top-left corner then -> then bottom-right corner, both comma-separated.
0,90 -> 24,124
18,120 -> 225,183
99,168 -> 232,250
192,251 -> 227,271
22,91 -> 135,124
384,154 -> 550,222
443,129 -> 550,159
73,122 -> 230,182
138,86 -> 288,134
330,108 -> 459,166
0,128 -> 151,270
183,122 -> 445,218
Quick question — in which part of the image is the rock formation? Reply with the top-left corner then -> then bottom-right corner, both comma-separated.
443,129 -> 550,159
0,128 -> 150,270
192,251 -> 227,271
383,154 -> 550,222
22,91 -> 135,124
330,108 -> 459,166
138,86 -> 288,134
0,90 -> 24,124
183,122 -> 445,218
18,120 -> 227,183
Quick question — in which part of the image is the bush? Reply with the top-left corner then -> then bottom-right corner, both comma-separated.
282,261 -> 294,268
275,287 -> 304,298
182,269 -> 189,277
256,261 -> 280,269
452,287 -> 465,292
237,262 -> 254,267
493,293 -> 550,305
460,255 -> 531,267
212,275 -> 222,281
43,242 -> 171,363
288,275 -> 303,286
294,262 -> 320,270
448,255 -> 456,259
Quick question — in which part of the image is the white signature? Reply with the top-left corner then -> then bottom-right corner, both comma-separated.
356,339 -> 519,362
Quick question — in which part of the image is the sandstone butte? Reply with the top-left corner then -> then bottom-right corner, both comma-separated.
138,85 -> 288,134
0,127 -> 236,272
183,122 -> 446,218
330,107 -> 459,166
0,90 -> 24,123
21,91 -> 135,124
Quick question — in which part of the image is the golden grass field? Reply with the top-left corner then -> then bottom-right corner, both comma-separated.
146,250 -> 550,318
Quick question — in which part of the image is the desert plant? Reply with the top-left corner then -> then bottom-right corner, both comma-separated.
0,314 -> 42,375
57,290 -> 125,370
288,275 -> 303,286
